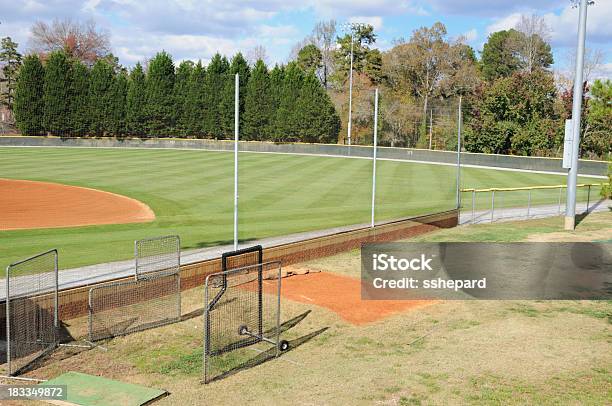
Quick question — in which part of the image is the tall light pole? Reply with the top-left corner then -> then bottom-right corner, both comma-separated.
342,22 -> 366,146
565,0 -> 591,230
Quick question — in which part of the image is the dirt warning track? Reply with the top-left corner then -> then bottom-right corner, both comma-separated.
0,178 -> 155,231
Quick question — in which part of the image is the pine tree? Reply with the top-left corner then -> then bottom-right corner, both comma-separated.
145,51 -> 176,136
108,71 -> 128,136
203,54 -> 229,137
296,70 -> 341,143
267,65 -> 285,139
243,59 -> 271,140
69,61 -> 89,136
13,55 -> 44,135
219,53 -> 250,138
274,62 -> 303,141
174,60 -> 194,136
126,63 -> 146,136
183,61 -> 207,137
0,36 -> 22,115
43,51 -> 72,135
88,59 -> 114,135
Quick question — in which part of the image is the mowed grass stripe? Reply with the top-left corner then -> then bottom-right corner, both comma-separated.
0,147 -> 603,269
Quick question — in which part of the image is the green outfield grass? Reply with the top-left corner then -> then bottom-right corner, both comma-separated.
0,147 -> 603,269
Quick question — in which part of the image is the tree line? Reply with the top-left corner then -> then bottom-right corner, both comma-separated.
10,48 -> 340,142
1,16 -> 610,158
292,17 -> 609,159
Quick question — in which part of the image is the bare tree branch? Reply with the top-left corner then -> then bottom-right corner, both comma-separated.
28,18 -> 111,65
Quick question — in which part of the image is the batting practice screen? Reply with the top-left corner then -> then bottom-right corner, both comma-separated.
135,235 -> 180,280
203,260 -> 283,383
88,272 -> 181,342
4,249 -> 59,376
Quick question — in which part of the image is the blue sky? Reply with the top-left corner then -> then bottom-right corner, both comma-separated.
1,1 -> 610,78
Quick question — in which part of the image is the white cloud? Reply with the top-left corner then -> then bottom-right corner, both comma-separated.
543,1 -> 612,47
485,13 -> 522,35
308,0 -> 412,18
349,16 -> 383,30
592,63 -> 612,81
485,2 -> 612,48
461,28 -> 478,43
427,0 -> 559,17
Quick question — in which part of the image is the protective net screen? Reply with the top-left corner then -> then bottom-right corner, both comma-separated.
135,235 -> 180,280
4,249 -> 58,376
204,261 -> 281,383
222,245 -> 263,273
88,272 -> 180,342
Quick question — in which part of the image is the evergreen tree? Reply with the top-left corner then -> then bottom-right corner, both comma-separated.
274,62 -> 303,141
43,51 -> 72,135
174,60 -> 194,135
219,53 -> 250,138
108,71 -> 128,136
267,65 -> 285,139
243,60 -> 272,140
0,36 -> 22,114
145,51 -> 176,136
481,30 -> 521,81
203,53 -> 229,137
126,62 -> 146,136
296,71 -> 341,143
13,55 -> 44,135
297,44 -> 322,73
183,61 -> 207,137
88,59 -> 114,135
69,61 -> 89,136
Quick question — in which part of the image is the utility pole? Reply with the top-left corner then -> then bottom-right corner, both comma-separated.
565,0 -> 590,230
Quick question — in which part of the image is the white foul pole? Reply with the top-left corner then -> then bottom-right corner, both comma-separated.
371,88 -> 379,228
456,95 -> 462,209
233,73 -> 239,250
565,0 -> 589,230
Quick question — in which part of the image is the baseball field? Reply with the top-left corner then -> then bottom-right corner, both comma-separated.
0,146 -> 603,269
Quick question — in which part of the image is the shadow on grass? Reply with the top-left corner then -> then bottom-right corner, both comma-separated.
203,310 -> 326,383
575,198 -> 610,226
186,237 -> 258,250
206,326 -> 328,384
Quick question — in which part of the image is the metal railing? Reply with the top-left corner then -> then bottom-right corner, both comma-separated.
461,183 -> 602,224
